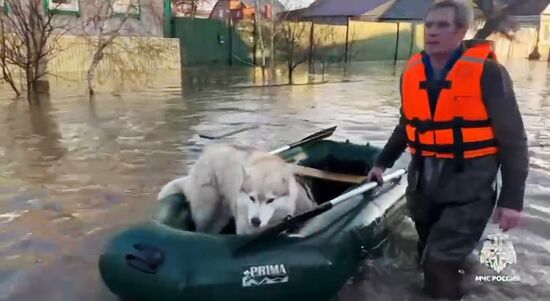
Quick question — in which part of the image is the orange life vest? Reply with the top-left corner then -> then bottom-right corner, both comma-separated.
401,41 -> 499,165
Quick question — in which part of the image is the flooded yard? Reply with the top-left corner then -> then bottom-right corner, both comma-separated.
0,60 -> 549,300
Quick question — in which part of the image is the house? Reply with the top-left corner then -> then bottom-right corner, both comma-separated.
282,0 -> 442,25
285,0 -> 550,25
283,0 -> 394,25
41,0 -> 165,37
209,0 -> 285,22
171,0 -> 215,18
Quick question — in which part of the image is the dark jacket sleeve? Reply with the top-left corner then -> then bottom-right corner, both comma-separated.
374,74 -> 408,168
481,60 -> 529,211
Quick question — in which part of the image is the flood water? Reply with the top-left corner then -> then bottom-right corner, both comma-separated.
0,60 -> 549,300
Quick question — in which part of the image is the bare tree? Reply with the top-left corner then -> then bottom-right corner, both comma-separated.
312,25 -> 338,80
0,0 -> 70,102
274,20 -> 310,84
0,15 -> 20,96
81,0 -> 164,96
254,0 -> 266,69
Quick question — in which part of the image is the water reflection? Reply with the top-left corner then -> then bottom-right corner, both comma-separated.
0,60 -> 548,300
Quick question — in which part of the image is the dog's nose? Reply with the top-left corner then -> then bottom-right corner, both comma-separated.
251,217 -> 261,227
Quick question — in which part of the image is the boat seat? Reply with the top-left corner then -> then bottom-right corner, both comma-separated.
296,155 -> 372,205
291,164 -> 366,184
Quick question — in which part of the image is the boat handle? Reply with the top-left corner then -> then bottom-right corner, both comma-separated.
125,243 -> 165,274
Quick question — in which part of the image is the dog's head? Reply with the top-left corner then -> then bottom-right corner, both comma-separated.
238,155 -> 298,232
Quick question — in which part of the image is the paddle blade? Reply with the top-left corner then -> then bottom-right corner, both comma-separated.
290,126 -> 337,148
270,126 -> 337,155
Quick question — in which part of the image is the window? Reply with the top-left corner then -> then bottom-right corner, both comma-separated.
47,0 -> 80,14
112,0 -> 140,16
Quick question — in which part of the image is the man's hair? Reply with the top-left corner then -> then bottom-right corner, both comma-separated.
425,0 -> 473,30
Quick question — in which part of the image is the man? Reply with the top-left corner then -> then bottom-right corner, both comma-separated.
366,0 -> 529,299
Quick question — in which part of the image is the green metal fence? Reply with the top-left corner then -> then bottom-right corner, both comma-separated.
170,18 -> 253,67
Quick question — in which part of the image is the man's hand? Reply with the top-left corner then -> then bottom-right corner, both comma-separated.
492,207 -> 522,231
366,166 -> 386,186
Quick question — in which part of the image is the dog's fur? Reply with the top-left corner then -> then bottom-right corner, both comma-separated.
157,143 -> 316,235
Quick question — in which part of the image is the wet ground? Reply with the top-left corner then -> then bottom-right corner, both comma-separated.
0,60 -> 549,300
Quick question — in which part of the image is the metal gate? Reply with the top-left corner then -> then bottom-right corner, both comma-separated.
169,17 -> 253,67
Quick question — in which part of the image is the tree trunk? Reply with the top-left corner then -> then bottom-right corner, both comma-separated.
344,17 -> 350,63
253,17 -> 257,66
288,55 -> 293,84
26,65 -> 35,104
87,52 -> 103,96
269,0 -> 274,73
308,22 -> 314,73
528,25 -> 542,61
288,64 -> 293,84
255,0 -> 265,68
35,58 -> 50,94
288,40 -> 294,84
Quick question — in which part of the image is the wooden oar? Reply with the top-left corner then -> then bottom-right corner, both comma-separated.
290,165 -> 366,184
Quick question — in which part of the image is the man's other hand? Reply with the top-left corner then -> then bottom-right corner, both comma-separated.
366,166 -> 386,186
492,207 -> 522,231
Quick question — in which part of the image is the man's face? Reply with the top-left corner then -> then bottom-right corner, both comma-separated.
424,7 -> 467,56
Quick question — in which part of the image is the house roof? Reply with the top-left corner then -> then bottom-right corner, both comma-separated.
286,0 -> 443,21
301,0 -> 390,17
238,0 -> 286,11
296,0 -> 433,20
379,0 -> 550,21
378,0 -> 435,20
285,0 -> 550,22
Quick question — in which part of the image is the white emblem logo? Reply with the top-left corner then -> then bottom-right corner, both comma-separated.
479,232 -> 517,273
242,264 -> 288,287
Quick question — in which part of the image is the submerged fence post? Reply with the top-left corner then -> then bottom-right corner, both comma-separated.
308,22 -> 314,73
394,22 -> 400,65
228,18 -> 233,66
344,17 -> 350,63
253,18 -> 257,66
409,23 -> 415,58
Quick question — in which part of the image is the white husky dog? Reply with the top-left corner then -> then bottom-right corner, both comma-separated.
157,143 -> 316,235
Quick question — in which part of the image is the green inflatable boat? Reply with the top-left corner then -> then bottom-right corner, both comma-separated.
98,127 -> 408,301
